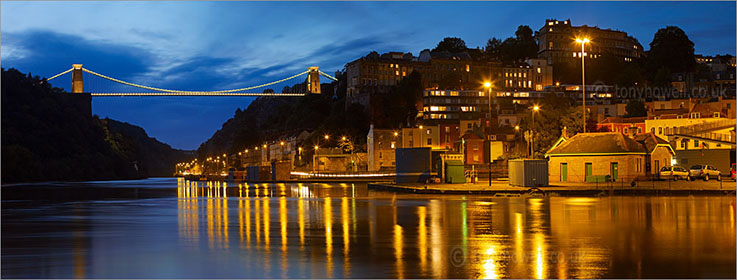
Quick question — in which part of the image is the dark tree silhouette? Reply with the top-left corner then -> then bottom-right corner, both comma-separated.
432,37 -> 468,53
647,26 -> 696,74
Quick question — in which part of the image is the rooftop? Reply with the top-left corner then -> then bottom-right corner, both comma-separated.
546,132 -> 647,156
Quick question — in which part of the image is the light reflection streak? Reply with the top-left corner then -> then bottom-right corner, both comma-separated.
429,200 -> 443,279
279,196 -> 288,278
298,198 -> 305,247
342,197 -> 351,276
325,198 -> 334,278
417,206 -> 427,273
482,246 -> 499,279
394,224 -> 404,279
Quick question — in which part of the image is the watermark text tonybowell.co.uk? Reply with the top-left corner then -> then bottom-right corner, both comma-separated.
611,85 -> 731,100
449,246 -> 589,267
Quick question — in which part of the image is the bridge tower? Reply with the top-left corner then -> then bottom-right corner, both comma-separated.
72,64 -> 84,93
307,67 -> 321,94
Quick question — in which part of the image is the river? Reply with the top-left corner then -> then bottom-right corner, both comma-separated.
2,178 -> 735,278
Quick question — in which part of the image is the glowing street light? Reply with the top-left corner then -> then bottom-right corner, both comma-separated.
575,37 -> 590,133
324,135 -> 330,140
530,105 -> 540,158
341,136 -> 347,141
484,81 -> 494,186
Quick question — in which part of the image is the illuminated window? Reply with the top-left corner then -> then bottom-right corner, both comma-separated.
548,22 -> 553,26
537,68 -> 541,73
395,71 -> 399,76
465,65 -> 470,72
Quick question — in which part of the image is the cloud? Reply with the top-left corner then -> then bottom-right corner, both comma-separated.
3,30 -> 155,86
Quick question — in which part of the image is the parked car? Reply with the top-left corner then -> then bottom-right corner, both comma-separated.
688,165 -> 721,181
731,163 -> 736,181
659,166 -> 689,181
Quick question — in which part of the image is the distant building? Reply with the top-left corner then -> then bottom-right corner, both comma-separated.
401,125 -> 443,150
596,116 -> 647,136
345,51 -> 417,110
536,19 -> 644,64
458,132 -> 486,165
366,125 -> 401,171
645,101 -> 736,173
422,89 -> 489,121
501,59 -> 553,92
345,50 -> 504,113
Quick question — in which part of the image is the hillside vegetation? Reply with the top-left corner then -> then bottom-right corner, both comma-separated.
1,68 -> 192,183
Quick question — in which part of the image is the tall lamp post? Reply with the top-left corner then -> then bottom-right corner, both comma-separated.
483,82 -> 493,186
530,105 -> 540,158
576,38 -> 590,133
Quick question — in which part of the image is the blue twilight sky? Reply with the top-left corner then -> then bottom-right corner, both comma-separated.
2,1 -> 735,150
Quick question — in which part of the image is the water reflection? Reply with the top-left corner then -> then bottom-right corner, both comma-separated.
1,179 -> 734,279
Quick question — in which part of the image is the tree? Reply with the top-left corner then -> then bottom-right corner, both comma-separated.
498,25 -> 539,63
624,99 -> 647,117
484,37 -> 502,61
432,37 -> 468,53
513,25 -> 538,60
652,67 -> 672,87
647,26 -> 696,75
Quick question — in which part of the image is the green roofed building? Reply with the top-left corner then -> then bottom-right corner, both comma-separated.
545,132 -> 674,183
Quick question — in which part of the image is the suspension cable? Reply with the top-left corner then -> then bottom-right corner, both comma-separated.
46,68 -> 74,81
318,70 -> 338,81
82,68 -> 310,94
90,92 -> 307,96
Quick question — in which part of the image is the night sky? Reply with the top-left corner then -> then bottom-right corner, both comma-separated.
2,1 -> 735,150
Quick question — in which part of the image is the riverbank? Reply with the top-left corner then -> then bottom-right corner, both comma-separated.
369,179 -> 737,196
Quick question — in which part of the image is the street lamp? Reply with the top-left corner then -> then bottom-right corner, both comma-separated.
483,81 -> 494,186
530,105 -> 540,158
483,81 -> 493,129
576,37 -> 590,133
313,144 -> 319,172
